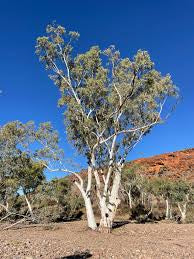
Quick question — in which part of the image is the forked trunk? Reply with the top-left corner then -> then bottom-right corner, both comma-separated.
74,164 -> 97,231
24,193 -> 34,220
178,202 -> 187,223
98,198 -> 113,233
99,216 -> 112,233
99,167 -> 121,233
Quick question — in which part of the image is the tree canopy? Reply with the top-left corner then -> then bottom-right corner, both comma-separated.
36,23 -> 178,168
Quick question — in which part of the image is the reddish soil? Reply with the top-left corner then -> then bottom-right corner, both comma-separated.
0,221 -> 194,258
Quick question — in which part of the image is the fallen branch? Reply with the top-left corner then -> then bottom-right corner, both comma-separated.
3,218 -> 26,230
1,211 -> 36,230
0,213 -> 12,222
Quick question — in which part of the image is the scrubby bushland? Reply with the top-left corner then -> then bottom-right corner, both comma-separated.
32,178 -> 84,223
0,150 -> 193,225
121,167 -> 194,223
0,176 -> 84,224
0,121 -> 84,224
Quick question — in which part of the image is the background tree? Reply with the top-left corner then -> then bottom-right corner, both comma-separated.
36,22 -> 178,232
34,177 -> 84,223
172,180 -> 192,223
0,121 -> 26,215
152,178 -> 175,219
121,165 -> 141,209
14,155 -> 45,219
0,170 -> 18,215
0,120 -> 61,221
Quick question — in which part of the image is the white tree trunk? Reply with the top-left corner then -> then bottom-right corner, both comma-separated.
165,198 -> 170,219
141,192 -> 145,205
99,199 -> 112,232
74,164 -> 97,231
177,202 -> 187,223
84,195 -> 97,230
169,204 -> 172,219
75,187 -> 97,230
99,165 -> 122,232
24,194 -> 34,219
128,189 -> 133,209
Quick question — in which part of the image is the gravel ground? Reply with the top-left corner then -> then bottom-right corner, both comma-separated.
0,221 -> 193,259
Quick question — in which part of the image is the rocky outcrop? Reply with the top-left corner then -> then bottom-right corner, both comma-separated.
126,148 -> 194,181
70,148 -> 194,182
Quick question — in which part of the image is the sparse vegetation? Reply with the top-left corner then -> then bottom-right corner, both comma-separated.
0,141 -> 193,225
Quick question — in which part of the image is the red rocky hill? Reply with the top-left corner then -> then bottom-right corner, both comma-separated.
70,148 -> 194,182
126,148 -> 194,181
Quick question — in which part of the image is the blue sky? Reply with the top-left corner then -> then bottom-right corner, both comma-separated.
0,0 -> 194,177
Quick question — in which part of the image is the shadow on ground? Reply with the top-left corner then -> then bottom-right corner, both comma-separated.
112,220 -> 130,229
60,250 -> 92,259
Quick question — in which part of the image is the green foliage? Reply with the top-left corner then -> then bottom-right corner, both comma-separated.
172,180 -> 191,203
151,178 -> 175,200
0,120 -> 58,196
33,177 -> 84,223
121,165 -> 142,198
36,23 -> 179,167
121,167 -> 194,223
14,156 -> 45,194
0,120 -> 62,217
151,178 -> 192,204
130,204 -> 153,223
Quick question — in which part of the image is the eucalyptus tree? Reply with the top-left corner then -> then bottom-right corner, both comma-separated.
152,178 -> 176,219
0,166 -> 18,215
0,121 -> 25,214
34,177 -> 84,222
0,121 -> 60,219
36,23 -> 178,232
172,180 -> 193,223
121,165 -> 141,209
14,155 -> 45,219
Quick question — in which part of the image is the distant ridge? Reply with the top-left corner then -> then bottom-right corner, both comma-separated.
70,148 -> 194,182
126,148 -> 194,181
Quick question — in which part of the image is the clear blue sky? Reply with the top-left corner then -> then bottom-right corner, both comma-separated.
0,0 -> 193,176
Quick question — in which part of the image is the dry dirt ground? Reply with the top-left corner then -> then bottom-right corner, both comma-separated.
0,221 -> 194,259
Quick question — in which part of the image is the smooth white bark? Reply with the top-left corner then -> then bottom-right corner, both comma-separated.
165,198 -> 172,219
128,189 -> 133,209
177,202 -> 187,223
84,195 -> 97,230
24,194 -> 34,219
165,198 -> 169,219
98,164 -> 122,232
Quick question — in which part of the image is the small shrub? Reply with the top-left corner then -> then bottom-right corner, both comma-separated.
130,204 -> 153,223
